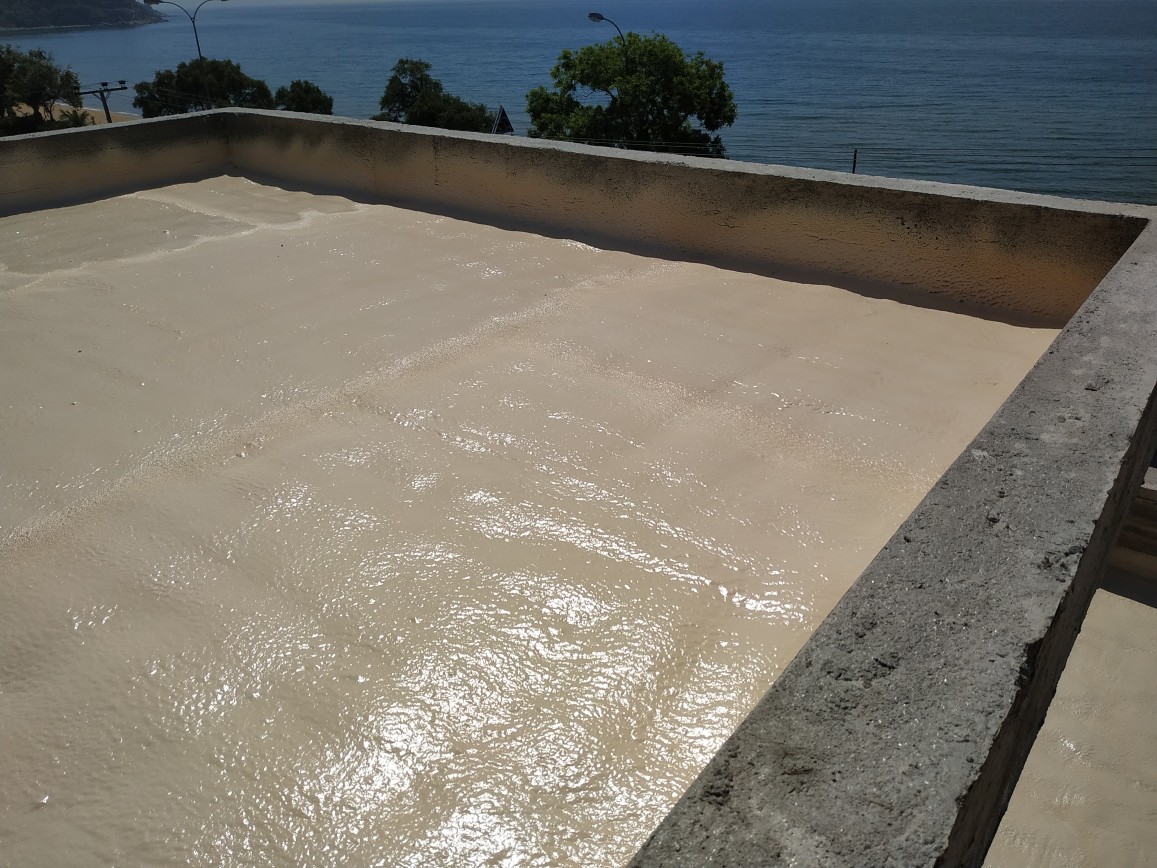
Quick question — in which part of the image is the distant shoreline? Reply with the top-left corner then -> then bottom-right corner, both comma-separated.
0,21 -> 160,35
13,102 -> 140,125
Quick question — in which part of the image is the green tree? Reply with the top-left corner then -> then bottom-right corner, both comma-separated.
133,58 -> 274,117
0,45 -> 86,135
0,46 -> 26,128
373,58 -> 496,134
526,33 -> 737,158
274,79 -> 333,115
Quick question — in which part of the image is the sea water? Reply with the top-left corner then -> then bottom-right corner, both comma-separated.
4,0 -> 1156,203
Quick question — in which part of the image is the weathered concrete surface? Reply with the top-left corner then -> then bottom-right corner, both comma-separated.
224,111 -> 1145,326
630,220 -> 1157,866
0,110 -> 1147,325
0,113 -> 228,216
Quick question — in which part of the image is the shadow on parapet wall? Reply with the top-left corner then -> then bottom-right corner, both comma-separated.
3,112 -> 1157,865
0,109 -> 1148,328
218,111 -> 1148,329
0,112 -> 231,216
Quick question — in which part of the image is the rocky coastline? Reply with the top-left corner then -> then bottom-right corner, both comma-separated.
0,0 -> 164,33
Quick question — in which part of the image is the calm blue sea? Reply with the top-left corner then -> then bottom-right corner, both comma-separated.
7,0 -> 1157,203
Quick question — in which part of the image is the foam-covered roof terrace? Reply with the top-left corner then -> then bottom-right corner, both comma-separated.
2,111 -> 1155,866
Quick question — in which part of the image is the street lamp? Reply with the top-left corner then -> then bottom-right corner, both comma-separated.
588,11 -> 630,80
144,0 -> 230,61
587,12 -> 626,49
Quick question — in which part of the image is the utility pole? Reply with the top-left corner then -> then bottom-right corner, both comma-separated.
80,81 -> 129,123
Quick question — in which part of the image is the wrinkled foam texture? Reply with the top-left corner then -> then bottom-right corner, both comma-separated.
0,177 -> 1055,865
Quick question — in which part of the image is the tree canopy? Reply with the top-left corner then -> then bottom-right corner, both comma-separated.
274,79 -> 333,115
526,33 -> 737,158
0,45 -> 86,136
134,60 -> 333,118
373,58 -> 495,133
133,58 -> 275,117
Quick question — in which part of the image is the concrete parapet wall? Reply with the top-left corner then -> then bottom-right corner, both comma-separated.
225,111 -> 1145,326
630,221 -> 1157,866
0,113 -> 230,217
2,112 -> 1156,865
1,110 -> 1147,326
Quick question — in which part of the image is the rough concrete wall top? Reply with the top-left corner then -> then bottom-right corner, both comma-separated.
630,221 -> 1157,866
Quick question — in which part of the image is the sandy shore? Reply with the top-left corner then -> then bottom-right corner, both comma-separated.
80,105 -> 138,124
11,102 -> 138,126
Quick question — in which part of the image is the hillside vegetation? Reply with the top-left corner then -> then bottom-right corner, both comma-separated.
0,0 -> 163,31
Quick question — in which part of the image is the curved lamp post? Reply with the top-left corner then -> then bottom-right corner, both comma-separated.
587,12 -> 626,49
588,11 -> 630,77
144,0 -> 229,61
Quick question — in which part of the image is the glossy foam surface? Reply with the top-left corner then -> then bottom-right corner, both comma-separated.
0,177 -> 1055,865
